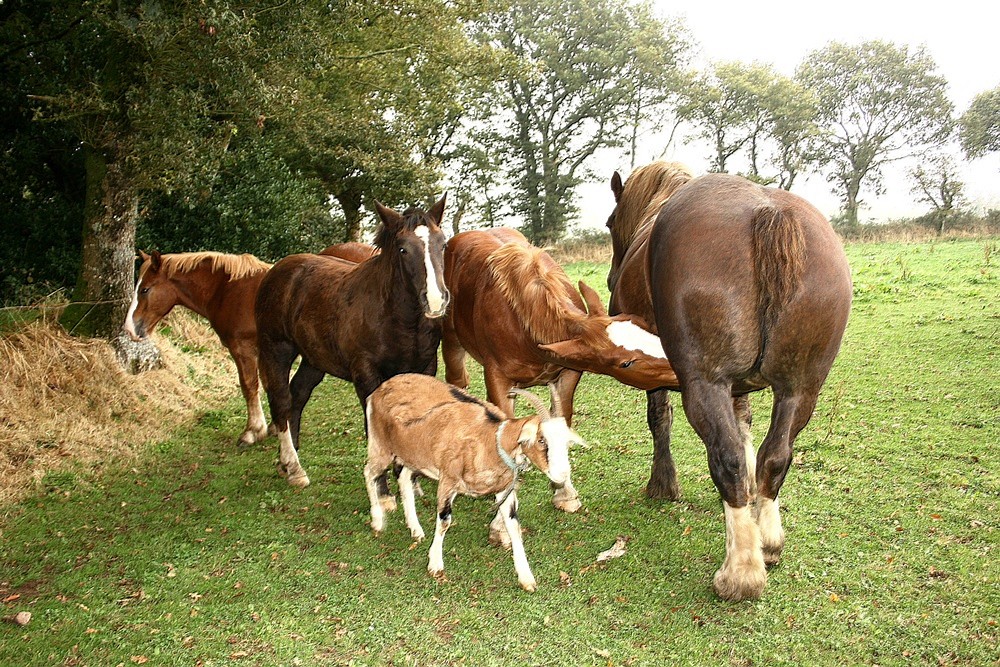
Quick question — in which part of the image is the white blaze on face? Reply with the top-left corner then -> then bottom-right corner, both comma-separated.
123,265 -> 148,340
414,225 -> 446,315
606,320 -> 667,359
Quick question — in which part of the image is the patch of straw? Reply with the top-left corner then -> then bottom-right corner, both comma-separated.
0,310 -> 235,507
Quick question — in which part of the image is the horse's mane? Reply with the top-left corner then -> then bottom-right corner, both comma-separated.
614,161 -> 695,245
487,243 -> 599,345
161,252 -> 271,281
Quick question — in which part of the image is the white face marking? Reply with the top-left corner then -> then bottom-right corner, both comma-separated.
414,225 -> 446,315
124,265 -> 148,339
538,418 -> 574,486
606,320 -> 667,359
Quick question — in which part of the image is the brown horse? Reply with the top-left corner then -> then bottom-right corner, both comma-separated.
124,243 -> 376,448
124,251 -> 273,446
443,227 -> 679,517
255,197 -> 449,490
606,161 -> 852,601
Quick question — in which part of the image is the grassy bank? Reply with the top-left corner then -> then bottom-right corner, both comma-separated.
1,238 -> 997,665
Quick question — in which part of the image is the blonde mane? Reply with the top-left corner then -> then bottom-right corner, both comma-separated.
487,243 -> 597,345
160,252 -> 271,281
614,161 -> 694,246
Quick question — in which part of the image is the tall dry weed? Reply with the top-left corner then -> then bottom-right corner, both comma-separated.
0,310 -> 235,506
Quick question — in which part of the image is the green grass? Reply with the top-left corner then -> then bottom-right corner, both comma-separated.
2,239 -> 998,666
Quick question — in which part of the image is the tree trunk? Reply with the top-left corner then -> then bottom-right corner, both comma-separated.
58,145 -> 138,339
335,188 -> 364,242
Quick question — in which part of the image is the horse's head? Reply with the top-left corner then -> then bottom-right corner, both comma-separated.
124,250 -> 179,340
605,162 -> 695,293
374,194 -> 451,319
537,281 -> 680,391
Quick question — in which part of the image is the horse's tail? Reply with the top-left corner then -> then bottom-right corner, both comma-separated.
751,203 -> 805,339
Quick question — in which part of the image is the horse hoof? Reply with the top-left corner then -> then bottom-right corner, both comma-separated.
379,495 -> 397,513
287,472 -> 310,488
644,478 -> 681,501
488,527 -> 512,550
712,562 -> 767,602
553,496 -> 582,513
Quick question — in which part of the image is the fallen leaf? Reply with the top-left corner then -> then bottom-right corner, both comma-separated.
131,657 -> 148,665
559,571 -> 572,587
2,594 -> 20,604
829,593 -> 840,603
596,536 -> 629,562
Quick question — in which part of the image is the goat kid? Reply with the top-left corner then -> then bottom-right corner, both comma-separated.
364,373 -> 581,591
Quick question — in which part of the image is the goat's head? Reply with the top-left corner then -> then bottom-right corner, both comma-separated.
509,386 -> 580,486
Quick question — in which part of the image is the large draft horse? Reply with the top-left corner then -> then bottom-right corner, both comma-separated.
124,243 -> 377,447
606,161 -> 851,600
442,227 -> 679,516
255,197 -> 449,490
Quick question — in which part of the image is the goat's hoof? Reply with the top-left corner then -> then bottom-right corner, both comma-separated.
428,567 -> 446,582
410,530 -> 425,543
379,495 -> 397,513
488,527 -> 512,550
519,579 -> 537,592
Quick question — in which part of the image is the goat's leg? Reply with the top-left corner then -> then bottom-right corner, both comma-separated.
363,459 -> 389,534
488,510 -> 512,549
550,370 -> 582,513
496,491 -> 536,592
397,467 -> 425,541
355,377 -> 396,512
428,489 -> 457,579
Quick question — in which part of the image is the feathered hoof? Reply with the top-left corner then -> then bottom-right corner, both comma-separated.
552,495 -> 582,513
379,495 -> 397,513
712,561 -> 767,602
286,471 -> 310,488
644,478 -> 681,502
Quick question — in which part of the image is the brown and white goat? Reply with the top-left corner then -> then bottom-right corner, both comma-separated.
364,373 -> 581,591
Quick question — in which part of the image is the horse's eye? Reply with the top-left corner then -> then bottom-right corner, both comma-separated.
399,246 -> 407,254
621,360 -> 634,368
140,287 -> 151,295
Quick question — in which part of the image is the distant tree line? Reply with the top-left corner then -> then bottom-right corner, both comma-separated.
2,0 -> 998,341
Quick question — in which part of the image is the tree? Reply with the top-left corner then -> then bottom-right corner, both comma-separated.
478,0 -> 690,243
797,41 -> 953,229
909,153 -> 965,234
959,86 -> 1000,160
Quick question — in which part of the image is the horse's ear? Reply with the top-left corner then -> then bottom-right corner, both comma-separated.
427,193 -> 447,225
374,200 -> 403,229
150,250 -> 163,271
611,171 -> 624,203
138,250 -> 150,263
578,280 -> 607,317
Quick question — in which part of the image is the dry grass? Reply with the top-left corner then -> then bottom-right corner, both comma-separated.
0,310 -> 235,507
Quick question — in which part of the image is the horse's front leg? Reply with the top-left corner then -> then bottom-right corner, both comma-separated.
645,387 -> 680,500
229,337 -> 268,448
683,380 -> 765,602
549,370 -> 582,513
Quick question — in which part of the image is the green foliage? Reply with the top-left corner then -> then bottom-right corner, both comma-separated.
1,240 -> 997,665
477,0 -> 691,243
796,41 -> 954,228
959,85 -> 1000,159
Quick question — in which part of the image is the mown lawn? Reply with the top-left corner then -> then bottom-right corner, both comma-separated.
1,238 -> 997,666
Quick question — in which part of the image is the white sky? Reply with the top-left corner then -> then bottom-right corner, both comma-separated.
575,0 -> 1000,229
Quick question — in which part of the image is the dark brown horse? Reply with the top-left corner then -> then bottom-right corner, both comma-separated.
255,197 -> 449,490
443,227 -> 679,517
606,161 -> 851,601
124,243 -> 376,447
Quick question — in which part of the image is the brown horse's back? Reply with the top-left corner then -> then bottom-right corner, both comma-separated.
649,174 -> 851,393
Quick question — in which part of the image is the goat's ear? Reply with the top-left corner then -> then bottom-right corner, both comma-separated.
611,171 -> 624,202
427,193 -> 447,226
578,280 -> 607,317
374,200 -> 403,230
516,420 -> 538,447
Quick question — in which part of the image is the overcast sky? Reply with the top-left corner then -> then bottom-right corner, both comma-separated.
576,1 -> 1000,229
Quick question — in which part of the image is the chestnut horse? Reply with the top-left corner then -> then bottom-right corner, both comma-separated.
255,197 -> 449,490
606,161 -> 851,601
443,227 -> 679,518
124,243 -> 376,447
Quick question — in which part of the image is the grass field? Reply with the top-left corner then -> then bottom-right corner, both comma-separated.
1,238 -> 997,666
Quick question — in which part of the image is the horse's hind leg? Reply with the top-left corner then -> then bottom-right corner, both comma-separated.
645,388 -> 680,500
259,340 -> 310,488
755,390 -> 818,566
683,380 -> 766,602
289,362 -> 325,445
